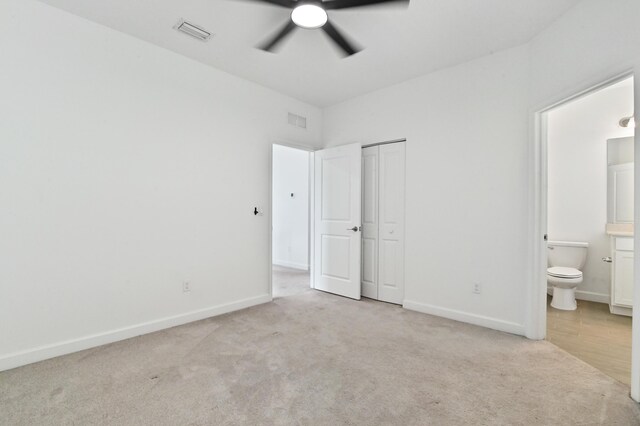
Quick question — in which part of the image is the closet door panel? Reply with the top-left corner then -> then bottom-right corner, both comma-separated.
378,143 -> 405,305
361,146 -> 379,299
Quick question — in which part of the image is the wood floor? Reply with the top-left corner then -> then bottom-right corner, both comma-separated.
547,296 -> 632,385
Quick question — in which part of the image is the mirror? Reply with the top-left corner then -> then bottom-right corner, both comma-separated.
607,137 -> 634,224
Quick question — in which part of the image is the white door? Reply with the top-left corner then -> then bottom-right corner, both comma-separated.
314,143 -> 362,300
361,146 -> 379,299
378,143 -> 406,304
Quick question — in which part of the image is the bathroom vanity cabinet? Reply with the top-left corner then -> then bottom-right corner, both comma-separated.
606,137 -> 634,317
610,236 -> 633,316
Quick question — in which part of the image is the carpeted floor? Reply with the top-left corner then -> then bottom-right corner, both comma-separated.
272,265 -> 310,298
1,290 -> 639,425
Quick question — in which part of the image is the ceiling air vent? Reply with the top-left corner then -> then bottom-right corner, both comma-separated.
288,113 -> 307,129
174,19 -> 212,42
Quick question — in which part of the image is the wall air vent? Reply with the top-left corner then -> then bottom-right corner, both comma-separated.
288,113 -> 307,129
174,19 -> 212,42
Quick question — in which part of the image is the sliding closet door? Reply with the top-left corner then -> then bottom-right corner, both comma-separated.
361,146 -> 379,299
378,143 -> 406,305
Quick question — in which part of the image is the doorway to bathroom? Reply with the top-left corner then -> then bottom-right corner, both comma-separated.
542,75 -> 635,386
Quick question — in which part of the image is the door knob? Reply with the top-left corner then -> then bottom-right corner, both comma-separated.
347,226 -> 360,232
602,257 -> 612,263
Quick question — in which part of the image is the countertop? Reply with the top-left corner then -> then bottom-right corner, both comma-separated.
606,223 -> 634,237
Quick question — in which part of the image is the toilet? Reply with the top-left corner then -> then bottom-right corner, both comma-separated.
547,241 -> 589,311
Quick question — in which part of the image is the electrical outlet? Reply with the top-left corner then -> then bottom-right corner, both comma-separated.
183,282 -> 191,293
473,282 -> 482,294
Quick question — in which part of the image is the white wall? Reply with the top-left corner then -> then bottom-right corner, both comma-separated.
528,0 -> 640,112
547,79 -> 634,301
322,0 -> 640,338
324,46 -> 532,334
272,145 -> 310,270
0,0 -> 322,370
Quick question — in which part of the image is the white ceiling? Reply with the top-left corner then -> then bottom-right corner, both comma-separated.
36,0 -> 582,107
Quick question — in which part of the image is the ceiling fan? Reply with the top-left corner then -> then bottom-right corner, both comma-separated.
243,0 -> 409,57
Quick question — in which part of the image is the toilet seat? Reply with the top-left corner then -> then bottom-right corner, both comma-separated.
547,266 -> 582,278
547,266 -> 582,279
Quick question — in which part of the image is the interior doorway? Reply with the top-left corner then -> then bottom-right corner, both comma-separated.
541,76 -> 635,386
272,139 -> 407,304
271,144 -> 312,298
308,140 -> 407,303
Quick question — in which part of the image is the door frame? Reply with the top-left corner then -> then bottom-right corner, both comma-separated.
528,70 -> 638,398
269,142 -> 316,300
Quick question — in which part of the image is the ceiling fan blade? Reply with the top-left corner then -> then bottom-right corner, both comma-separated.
239,0 -> 296,8
321,21 -> 361,57
258,20 -> 297,52
322,0 -> 409,10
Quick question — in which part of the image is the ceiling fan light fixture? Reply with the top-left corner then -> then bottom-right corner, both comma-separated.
291,4 -> 328,29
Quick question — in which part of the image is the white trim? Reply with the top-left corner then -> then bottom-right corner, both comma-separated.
269,141 -> 317,153
546,287 -> 610,304
272,260 -> 309,271
0,294 -> 271,372
574,290 -> 610,304
309,151 -> 315,289
526,109 -> 548,340
611,304 -> 633,317
632,71 -> 640,401
403,300 -> 526,336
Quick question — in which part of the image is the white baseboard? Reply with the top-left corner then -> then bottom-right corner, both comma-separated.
546,287 -> 610,304
0,294 -> 272,372
610,304 -> 632,317
575,290 -> 610,304
403,300 -> 526,336
273,260 -> 309,271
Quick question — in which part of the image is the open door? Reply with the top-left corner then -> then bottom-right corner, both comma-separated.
314,143 -> 362,300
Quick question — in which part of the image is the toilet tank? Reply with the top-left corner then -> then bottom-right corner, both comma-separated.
547,241 -> 589,269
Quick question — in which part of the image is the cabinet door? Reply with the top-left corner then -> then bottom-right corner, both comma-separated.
361,146 -> 379,299
613,250 -> 634,307
378,143 -> 406,305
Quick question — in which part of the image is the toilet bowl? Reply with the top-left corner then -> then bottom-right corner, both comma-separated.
547,241 -> 588,311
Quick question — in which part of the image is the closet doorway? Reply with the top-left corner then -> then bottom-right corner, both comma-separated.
295,139 -> 407,304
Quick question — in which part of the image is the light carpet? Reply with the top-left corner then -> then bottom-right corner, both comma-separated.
1,291 -> 639,425
272,265 -> 310,299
